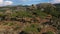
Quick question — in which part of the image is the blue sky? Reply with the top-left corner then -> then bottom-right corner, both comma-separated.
0,0 -> 60,6
12,0 -> 50,5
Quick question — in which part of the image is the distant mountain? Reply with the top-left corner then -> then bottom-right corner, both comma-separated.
53,3 -> 60,8
53,3 -> 60,11
0,3 -> 60,11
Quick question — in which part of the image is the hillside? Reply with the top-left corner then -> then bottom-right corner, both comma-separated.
0,3 -> 60,34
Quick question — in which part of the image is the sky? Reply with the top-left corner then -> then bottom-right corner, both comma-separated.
0,0 -> 60,6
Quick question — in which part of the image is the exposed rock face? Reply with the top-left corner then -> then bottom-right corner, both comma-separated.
37,3 -> 56,8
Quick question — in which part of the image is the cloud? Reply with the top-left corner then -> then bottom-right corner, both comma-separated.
0,0 -> 13,6
51,0 -> 60,3
4,1 -> 13,5
0,0 -> 3,4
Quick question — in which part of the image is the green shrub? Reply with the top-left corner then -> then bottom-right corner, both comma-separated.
46,31 -> 54,34
24,24 -> 41,33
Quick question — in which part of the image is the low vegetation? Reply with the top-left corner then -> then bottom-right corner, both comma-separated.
0,3 -> 59,34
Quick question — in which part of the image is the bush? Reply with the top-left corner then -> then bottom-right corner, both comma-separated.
19,31 -> 28,34
33,10 -> 48,18
46,31 -> 54,34
24,24 -> 41,33
16,11 -> 32,18
57,25 -> 60,30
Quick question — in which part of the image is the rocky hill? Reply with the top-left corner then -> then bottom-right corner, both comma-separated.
0,3 -> 60,34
